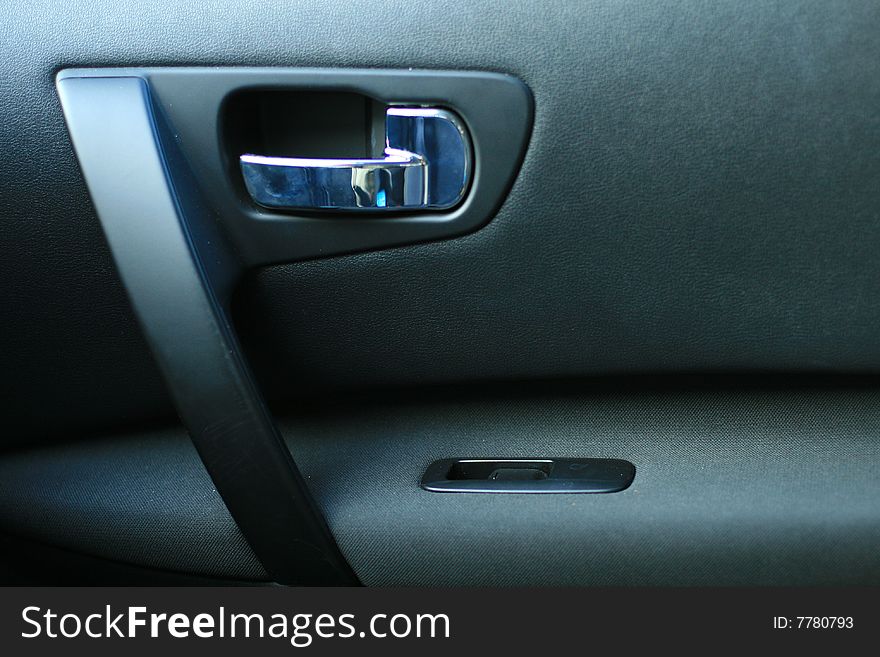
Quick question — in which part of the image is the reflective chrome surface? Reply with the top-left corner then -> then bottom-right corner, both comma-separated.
240,107 -> 471,211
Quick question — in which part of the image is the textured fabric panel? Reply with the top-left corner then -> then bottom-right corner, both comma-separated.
1,387 -> 878,584
0,429 -> 268,580
282,387 -> 880,585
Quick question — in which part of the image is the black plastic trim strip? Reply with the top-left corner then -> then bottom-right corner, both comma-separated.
56,75 -> 357,585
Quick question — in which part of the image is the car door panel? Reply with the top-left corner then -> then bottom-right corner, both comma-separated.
1,0 -> 879,586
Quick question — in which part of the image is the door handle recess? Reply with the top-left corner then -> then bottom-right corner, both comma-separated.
240,107 -> 471,211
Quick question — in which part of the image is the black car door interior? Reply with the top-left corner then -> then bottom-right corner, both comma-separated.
1,0 -> 879,586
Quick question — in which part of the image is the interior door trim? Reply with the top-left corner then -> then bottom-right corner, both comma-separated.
56,74 -> 358,585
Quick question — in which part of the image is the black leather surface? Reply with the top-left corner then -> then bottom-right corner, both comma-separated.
2,1 -> 880,445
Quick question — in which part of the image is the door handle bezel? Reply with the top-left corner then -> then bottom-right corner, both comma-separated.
55,67 -> 532,267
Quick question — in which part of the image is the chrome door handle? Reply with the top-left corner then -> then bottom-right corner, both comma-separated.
240,107 -> 471,211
